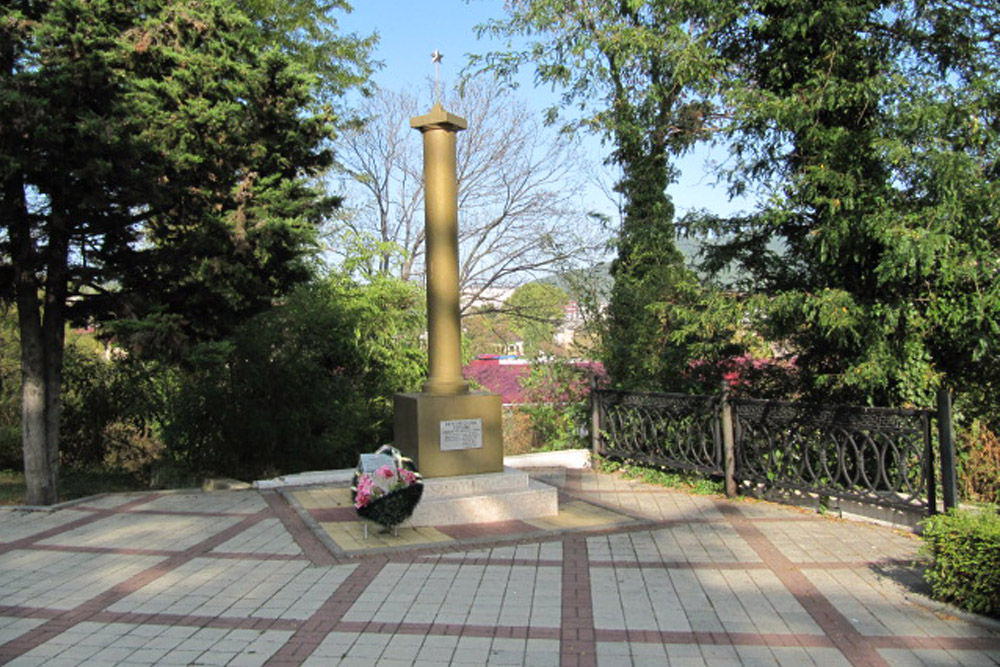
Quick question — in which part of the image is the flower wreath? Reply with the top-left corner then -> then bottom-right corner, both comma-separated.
351,445 -> 423,530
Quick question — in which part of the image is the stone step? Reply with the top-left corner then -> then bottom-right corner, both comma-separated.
408,469 -> 558,527
419,467 -> 530,498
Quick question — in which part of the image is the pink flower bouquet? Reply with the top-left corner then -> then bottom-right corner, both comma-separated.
351,445 -> 423,532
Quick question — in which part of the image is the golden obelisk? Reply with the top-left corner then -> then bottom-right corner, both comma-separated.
393,51 -> 503,477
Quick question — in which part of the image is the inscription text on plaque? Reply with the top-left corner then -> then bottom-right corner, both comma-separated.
440,418 -> 483,451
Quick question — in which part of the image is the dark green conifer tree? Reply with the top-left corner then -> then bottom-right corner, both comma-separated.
0,0 -> 372,503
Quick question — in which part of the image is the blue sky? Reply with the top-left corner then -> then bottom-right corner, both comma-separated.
336,0 -> 750,219
338,0 -> 511,94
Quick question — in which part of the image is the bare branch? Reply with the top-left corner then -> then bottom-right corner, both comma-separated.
328,76 -> 609,296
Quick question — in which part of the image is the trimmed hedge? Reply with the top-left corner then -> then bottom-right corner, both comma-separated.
922,509 -> 1000,618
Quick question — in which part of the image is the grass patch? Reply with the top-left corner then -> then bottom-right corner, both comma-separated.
0,468 -> 148,506
597,456 -> 725,495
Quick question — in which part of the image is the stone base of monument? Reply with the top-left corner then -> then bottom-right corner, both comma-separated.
407,467 -> 558,527
394,391 -> 504,478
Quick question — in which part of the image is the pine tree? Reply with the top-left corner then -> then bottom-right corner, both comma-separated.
702,0 -> 1000,409
0,0 -> 372,503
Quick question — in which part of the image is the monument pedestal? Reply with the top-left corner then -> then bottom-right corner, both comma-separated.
394,391 -> 503,478
408,468 -> 557,526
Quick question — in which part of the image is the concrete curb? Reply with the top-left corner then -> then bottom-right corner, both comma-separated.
252,448 -> 593,490
503,448 -> 592,470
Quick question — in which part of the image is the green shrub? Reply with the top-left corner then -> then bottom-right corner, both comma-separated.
0,306 -> 21,470
60,344 -> 169,476
163,276 -> 426,479
922,509 -> 1000,618
520,360 -> 600,451
0,426 -> 20,471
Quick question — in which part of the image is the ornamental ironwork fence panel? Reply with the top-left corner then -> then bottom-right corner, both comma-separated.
592,387 -> 950,515
731,399 -> 934,512
595,389 -> 723,476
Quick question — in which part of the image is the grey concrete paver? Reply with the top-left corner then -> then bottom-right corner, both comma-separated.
0,617 -> 47,645
879,647 -> 1000,666
582,477 -> 725,523
803,567 -> 994,638
0,509 -> 93,542
139,490 -> 268,515
6,623 -> 293,667
756,518 -> 920,564
344,561 -> 561,628
71,493 -> 149,510
211,517 -> 304,555
598,641 -> 835,667
0,549 -> 165,609
109,557 -> 355,620
301,631 -> 361,665
436,541 -> 563,562
37,511 -> 243,551
588,523 -> 762,564
0,470 -> 998,666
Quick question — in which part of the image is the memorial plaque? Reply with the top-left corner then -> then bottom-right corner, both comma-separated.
440,418 -> 483,451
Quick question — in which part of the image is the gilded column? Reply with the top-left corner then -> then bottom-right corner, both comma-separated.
411,103 -> 469,395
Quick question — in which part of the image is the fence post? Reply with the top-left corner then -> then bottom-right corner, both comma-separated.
720,380 -> 737,498
590,374 -> 602,462
937,389 -> 958,511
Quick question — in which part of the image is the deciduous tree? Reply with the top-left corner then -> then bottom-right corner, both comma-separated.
504,282 -> 569,357
331,76 -> 604,312
474,0 -> 727,387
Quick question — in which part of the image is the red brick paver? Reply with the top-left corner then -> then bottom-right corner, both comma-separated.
0,470 -> 997,666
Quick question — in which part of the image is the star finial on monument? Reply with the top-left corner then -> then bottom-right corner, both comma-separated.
431,49 -> 443,103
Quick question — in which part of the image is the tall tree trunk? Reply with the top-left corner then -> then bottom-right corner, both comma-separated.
18,302 -> 53,505
42,205 -> 70,502
8,177 -> 60,505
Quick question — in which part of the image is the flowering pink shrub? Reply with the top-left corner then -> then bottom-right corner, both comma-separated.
687,355 -> 798,396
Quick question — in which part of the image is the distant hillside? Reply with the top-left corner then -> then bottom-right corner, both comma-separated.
540,263 -> 613,303
678,235 -> 787,288
539,235 -> 785,295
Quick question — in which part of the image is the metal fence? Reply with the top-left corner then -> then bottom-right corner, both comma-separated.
592,384 -> 957,515
596,389 -> 723,476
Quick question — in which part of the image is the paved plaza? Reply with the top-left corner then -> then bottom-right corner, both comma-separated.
0,468 -> 998,666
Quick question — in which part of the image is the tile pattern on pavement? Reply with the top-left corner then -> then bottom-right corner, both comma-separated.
0,470 -> 996,666
289,486 -> 642,556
